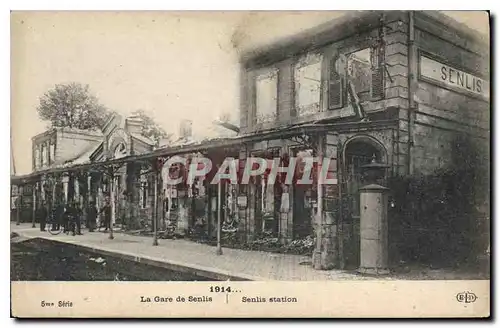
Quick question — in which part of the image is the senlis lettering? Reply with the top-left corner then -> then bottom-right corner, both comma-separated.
440,65 -> 483,93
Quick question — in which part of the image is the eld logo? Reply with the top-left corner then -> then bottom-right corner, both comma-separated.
456,291 -> 477,304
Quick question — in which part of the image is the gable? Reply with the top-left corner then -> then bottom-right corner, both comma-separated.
102,113 -> 125,137
108,128 -> 130,159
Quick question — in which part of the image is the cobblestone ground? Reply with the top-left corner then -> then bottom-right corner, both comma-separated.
11,223 -> 489,281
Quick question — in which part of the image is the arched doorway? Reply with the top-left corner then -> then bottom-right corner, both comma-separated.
341,135 -> 387,268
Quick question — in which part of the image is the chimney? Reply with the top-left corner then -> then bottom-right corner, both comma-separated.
125,115 -> 143,135
179,120 -> 193,139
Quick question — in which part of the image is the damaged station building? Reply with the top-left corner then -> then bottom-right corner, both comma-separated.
12,11 -> 490,272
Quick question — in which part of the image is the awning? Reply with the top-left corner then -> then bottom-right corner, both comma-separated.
11,119 -> 397,184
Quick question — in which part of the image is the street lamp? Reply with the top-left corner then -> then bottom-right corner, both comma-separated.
361,154 -> 390,186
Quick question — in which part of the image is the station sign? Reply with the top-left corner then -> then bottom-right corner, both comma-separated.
419,54 -> 489,100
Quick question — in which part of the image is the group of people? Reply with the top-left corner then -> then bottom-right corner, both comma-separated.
35,198 -> 112,236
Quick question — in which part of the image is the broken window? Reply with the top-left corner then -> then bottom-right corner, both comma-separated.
347,48 -> 372,102
329,43 -> 386,110
294,53 -> 323,116
255,69 -> 278,124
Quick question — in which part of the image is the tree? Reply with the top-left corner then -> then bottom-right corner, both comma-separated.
36,82 -> 112,130
131,109 -> 172,147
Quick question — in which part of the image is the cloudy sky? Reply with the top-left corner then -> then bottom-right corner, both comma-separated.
11,11 -> 489,174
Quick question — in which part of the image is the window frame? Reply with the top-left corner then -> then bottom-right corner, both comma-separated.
254,67 -> 279,124
345,47 -> 373,103
293,52 -> 324,117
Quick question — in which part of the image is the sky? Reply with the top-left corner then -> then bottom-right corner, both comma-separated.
10,11 -> 489,175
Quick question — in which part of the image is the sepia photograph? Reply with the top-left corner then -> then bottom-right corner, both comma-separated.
9,9 -> 490,318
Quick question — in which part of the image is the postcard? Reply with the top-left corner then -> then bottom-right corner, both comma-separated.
10,10 -> 490,318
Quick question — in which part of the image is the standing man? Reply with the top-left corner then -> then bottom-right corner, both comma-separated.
74,201 -> 83,235
99,197 -> 112,232
62,202 -> 72,234
37,200 -> 48,232
87,200 -> 98,232
53,202 -> 64,232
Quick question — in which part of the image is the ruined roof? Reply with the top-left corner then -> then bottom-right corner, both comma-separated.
131,133 -> 155,146
241,11 -> 489,69
50,141 -> 102,169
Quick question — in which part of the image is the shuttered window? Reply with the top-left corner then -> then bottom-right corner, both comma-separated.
328,54 -> 346,110
370,43 -> 385,101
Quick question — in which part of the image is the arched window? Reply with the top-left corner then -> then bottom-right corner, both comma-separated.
113,143 -> 127,159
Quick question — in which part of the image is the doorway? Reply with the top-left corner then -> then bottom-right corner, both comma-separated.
342,137 -> 386,268
251,148 -> 281,237
291,147 -> 316,239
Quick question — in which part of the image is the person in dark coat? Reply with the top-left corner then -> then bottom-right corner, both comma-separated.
52,203 -> 64,231
73,201 -> 83,235
37,201 -> 48,231
62,203 -> 72,234
99,198 -> 112,232
62,201 -> 82,236
87,201 -> 98,232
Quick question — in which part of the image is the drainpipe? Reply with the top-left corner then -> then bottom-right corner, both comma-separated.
407,11 -> 416,175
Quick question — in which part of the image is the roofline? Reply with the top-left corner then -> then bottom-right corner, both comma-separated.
240,10 -> 403,69
89,142 -> 104,161
31,126 -> 104,141
240,10 -> 489,69
415,11 -> 489,49
101,112 -> 118,131
31,128 -> 56,141
131,134 -> 155,146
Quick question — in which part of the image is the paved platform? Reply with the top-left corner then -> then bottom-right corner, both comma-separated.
10,223 -> 487,281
